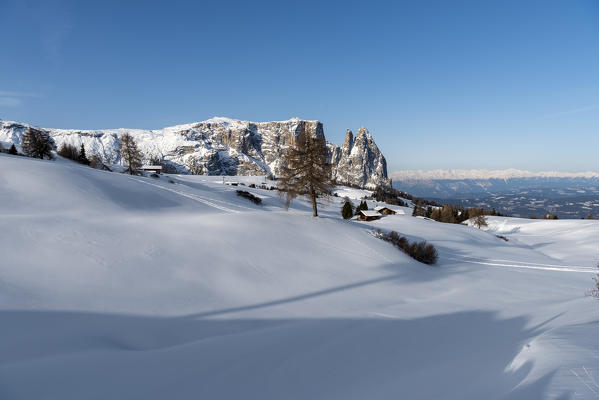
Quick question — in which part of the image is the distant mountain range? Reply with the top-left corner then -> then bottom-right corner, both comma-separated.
392,169 -> 599,181
391,169 -> 599,218
0,117 -> 390,188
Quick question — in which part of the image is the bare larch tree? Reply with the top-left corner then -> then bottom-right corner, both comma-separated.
278,128 -> 332,217
118,133 -> 143,175
21,128 -> 53,159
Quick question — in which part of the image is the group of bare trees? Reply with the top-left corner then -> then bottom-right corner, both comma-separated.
12,128 -> 143,175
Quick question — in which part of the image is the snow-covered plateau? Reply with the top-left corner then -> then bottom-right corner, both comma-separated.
1,153 -> 598,399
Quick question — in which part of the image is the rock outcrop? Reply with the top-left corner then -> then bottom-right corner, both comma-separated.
0,117 -> 390,188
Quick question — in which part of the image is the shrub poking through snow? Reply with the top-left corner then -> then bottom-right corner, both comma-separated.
236,190 -> 262,205
376,230 -> 438,265
473,215 -> 488,229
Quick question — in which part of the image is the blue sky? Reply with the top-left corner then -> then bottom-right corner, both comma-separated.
1,0 -> 599,172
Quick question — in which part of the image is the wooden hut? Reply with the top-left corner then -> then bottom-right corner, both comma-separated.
141,165 -> 162,174
358,210 -> 382,221
374,206 -> 397,215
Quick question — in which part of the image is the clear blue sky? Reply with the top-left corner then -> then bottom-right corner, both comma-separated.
1,0 -> 599,172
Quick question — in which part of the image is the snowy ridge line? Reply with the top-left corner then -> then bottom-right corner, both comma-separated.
447,257 -> 596,273
128,177 -> 240,213
390,168 -> 599,180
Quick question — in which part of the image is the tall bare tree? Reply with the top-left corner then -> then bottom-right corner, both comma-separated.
21,128 -> 53,159
118,133 -> 143,175
278,128 -> 332,217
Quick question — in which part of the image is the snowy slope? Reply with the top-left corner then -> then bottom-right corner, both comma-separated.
1,153 -> 598,399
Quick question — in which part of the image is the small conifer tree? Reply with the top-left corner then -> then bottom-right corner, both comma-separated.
8,143 -> 18,155
78,143 -> 90,165
341,200 -> 353,219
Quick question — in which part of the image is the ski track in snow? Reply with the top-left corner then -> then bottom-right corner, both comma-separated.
128,176 -> 242,213
447,256 -> 596,273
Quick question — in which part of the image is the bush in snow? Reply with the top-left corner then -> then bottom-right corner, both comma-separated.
376,230 -> 438,265
236,190 -> 262,205
8,143 -> 18,155
341,199 -> 354,219
543,214 -> 559,220
473,215 -> 488,229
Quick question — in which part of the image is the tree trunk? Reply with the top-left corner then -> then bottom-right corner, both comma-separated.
310,184 -> 318,217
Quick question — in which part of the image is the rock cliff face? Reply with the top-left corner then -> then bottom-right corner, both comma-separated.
0,117 -> 390,188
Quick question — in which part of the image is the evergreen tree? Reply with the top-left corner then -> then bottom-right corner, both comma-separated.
78,143 -> 90,165
277,125 -> 332,217
412,205 -> 426,217
21,128 -> 53,159
356,200 -> 368,212
8,143 -> 18,155
341,200 -> 354,219
118,133 -> 143,175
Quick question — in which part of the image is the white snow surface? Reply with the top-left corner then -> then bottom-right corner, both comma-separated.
1,153 -> 599,399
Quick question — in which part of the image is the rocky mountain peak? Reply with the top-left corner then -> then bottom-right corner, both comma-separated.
0,117 -> 390,188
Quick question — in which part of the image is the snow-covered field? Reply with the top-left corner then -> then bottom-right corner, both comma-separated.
1,153 -> 598,399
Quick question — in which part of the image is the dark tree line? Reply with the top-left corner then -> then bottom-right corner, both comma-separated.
413,204 -> 503,224
369,186 -> 438,208
58,143 -> 90,165
341,199 -> 368,219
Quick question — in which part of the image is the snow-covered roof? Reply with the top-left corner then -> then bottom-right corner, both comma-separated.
360,210 -> 381,217
374,206 -> 391,211
141,165 -> 162,169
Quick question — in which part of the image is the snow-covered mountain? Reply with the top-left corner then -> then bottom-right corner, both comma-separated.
0,117 -> 389,188
391,169 -> 599,199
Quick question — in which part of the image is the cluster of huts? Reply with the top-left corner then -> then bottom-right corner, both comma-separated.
357,206 -> 405,221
